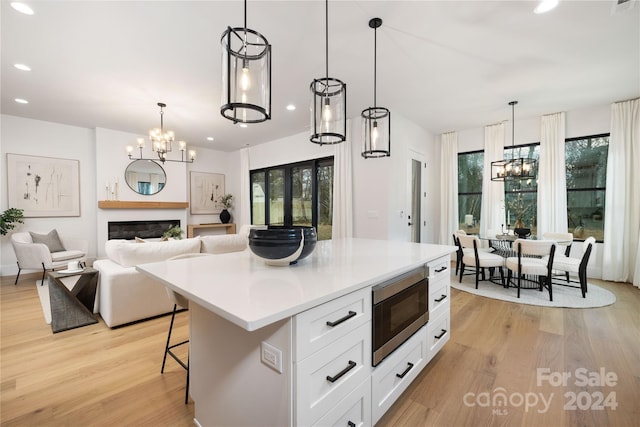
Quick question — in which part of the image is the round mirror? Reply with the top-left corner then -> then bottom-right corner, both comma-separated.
124,160 -> 166,195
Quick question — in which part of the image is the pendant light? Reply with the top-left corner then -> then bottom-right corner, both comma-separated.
126,102 -> 195,164
310,0 -> 347,145
491,101 -> 537,181
361,17 -> 390,158
221,0 -> 271,124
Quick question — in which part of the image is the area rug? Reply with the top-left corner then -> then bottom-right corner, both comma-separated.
35,280 -> 52,324
451,272 -> 616,308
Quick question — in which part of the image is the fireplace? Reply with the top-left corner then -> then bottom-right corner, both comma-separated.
108,220 -> 180,240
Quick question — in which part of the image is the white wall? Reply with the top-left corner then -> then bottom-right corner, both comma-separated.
1,115 -> 97,275
1,115 -> 236,272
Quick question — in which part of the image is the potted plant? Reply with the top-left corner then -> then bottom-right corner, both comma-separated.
163,226 -> 184,240
219,194 -> 233,224
1,208 -> 24,236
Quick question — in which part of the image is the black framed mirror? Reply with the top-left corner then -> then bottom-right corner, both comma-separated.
124,160 -> 166,195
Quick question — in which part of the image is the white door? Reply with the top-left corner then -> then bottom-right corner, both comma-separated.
406,150 -> 426,243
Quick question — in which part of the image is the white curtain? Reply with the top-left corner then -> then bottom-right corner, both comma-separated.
480,123 -> 505,237
439,132 -> 458,245
602,98 -> 640,287
332,120 -> 353,239
239,147 -> 251,228
537,112 -> 567,237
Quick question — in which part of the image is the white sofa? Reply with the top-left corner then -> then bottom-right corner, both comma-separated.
94,232 -> 248,328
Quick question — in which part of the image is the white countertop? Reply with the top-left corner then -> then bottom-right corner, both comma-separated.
136,238 -> 455,331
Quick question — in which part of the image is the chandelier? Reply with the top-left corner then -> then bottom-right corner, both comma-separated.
491,101 -> 536,181
310,0 -> 346,145
220,0 -> 271,124
361,17 -> 390,158
127,103 -> 195,164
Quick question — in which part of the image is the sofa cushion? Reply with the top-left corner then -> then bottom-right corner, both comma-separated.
30,229 -> 66,253
201,234 -> 247,254
105,237 -> 202,267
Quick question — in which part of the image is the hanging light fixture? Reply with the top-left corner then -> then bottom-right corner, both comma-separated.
126,103 -> 195,164
310,0 -> 346,145
361,17 -> 390,158
221,0 -> 271,124
491,101 -> 536,181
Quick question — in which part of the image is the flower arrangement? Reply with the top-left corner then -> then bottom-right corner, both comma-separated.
504,193 -> 533,226
163,226 -> 183,240
219,193 -> 233,210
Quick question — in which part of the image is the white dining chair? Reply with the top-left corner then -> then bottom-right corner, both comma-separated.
542,232 -> 574,257
506,239 -> 556,301
457,234 -> 505,288
546,236 -> 595,298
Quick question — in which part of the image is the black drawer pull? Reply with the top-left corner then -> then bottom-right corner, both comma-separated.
434,294 -> 447,303
347,422 -> 356,427
326,310 -> 356,327
435,266 -> 448,273
326,360 -> 357,383
395,362 -> 415,379
434,329 -> 447,340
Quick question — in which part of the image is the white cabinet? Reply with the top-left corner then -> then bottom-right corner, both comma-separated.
313,377 -> 372,427
295,288 -> 372,426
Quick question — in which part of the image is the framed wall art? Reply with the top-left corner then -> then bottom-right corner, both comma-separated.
190,171 -> 225,214
7,153 -> 80,217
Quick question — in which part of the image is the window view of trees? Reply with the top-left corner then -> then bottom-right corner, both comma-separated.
250,157 -> 334,240
504,143 -> 539,234
457,151 -> 483,234
565,134 -> 609,241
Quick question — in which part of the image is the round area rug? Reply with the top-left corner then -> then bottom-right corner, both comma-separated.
451,272 -> 616,308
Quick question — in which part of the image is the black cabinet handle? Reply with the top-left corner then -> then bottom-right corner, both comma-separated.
326,360 -> 357,383
435,329 -> 447,339
326,311 -> 356,327
395,362 -> 415,379
435,266 -> 447,273
347,422 -> 356,427
434,294 -> 447,303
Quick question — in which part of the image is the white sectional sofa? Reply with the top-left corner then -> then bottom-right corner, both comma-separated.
94,232 -> 248,327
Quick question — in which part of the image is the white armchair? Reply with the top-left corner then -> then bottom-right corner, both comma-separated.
10,230 -> 88,285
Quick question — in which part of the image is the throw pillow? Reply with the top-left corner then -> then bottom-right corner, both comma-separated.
30,229 -> 66,253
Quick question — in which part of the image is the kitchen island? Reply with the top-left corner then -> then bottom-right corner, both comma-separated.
137,238 -> 455,426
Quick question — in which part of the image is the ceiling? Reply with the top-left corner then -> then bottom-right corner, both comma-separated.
2,1 -> 639,152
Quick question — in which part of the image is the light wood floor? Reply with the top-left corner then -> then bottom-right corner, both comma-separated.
2,271 -> 639,426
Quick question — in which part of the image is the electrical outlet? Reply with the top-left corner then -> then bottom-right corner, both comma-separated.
261,341 -> 283,373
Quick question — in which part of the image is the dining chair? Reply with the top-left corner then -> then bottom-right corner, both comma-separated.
162,252 -> 213,404
542,232 -> 573,257
546,236 -> 595,298
505,239 -> 556,301
457,234 -> 505,288
453,233 -> 463,275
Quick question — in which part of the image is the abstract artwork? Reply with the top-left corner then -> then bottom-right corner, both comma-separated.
7,154 -> 80,217
190,172 -> 225,214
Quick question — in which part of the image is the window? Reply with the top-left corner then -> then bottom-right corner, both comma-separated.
457,151 -> 483,234
250,157 -> 334,240
504,143 -> 540,234
565,134 -> 609,241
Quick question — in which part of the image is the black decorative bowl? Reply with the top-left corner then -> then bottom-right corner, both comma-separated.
248,226 -> 317,266
514,227 -> 531,238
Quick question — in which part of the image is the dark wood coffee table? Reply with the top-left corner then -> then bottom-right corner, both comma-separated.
48,268 -> 99,333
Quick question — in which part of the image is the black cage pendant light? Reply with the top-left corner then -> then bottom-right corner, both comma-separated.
221,0 -> 271,124
491,101 -> 537,181
361,18 -> 390,158
310,0 -> 347,145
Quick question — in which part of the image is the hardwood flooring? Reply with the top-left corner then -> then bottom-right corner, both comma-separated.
2,272 -> 639,426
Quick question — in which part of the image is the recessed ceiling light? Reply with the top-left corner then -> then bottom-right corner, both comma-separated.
14,63 -> 31,71
207,137 -> 215,141
15,98 -> 29,104
534,0 -> 559,14
239,123 -> 248,128
286,104 -> 296,111
11,2 -> 34,15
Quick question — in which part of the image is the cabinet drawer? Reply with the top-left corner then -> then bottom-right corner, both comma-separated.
428,277 -> 450,319
296,322 -> 372,427
427,256 -> 450,280
371,325 -> 427,424
312,377 -> 372,427
295,287 -> 371,362
427,311 -> 450,359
